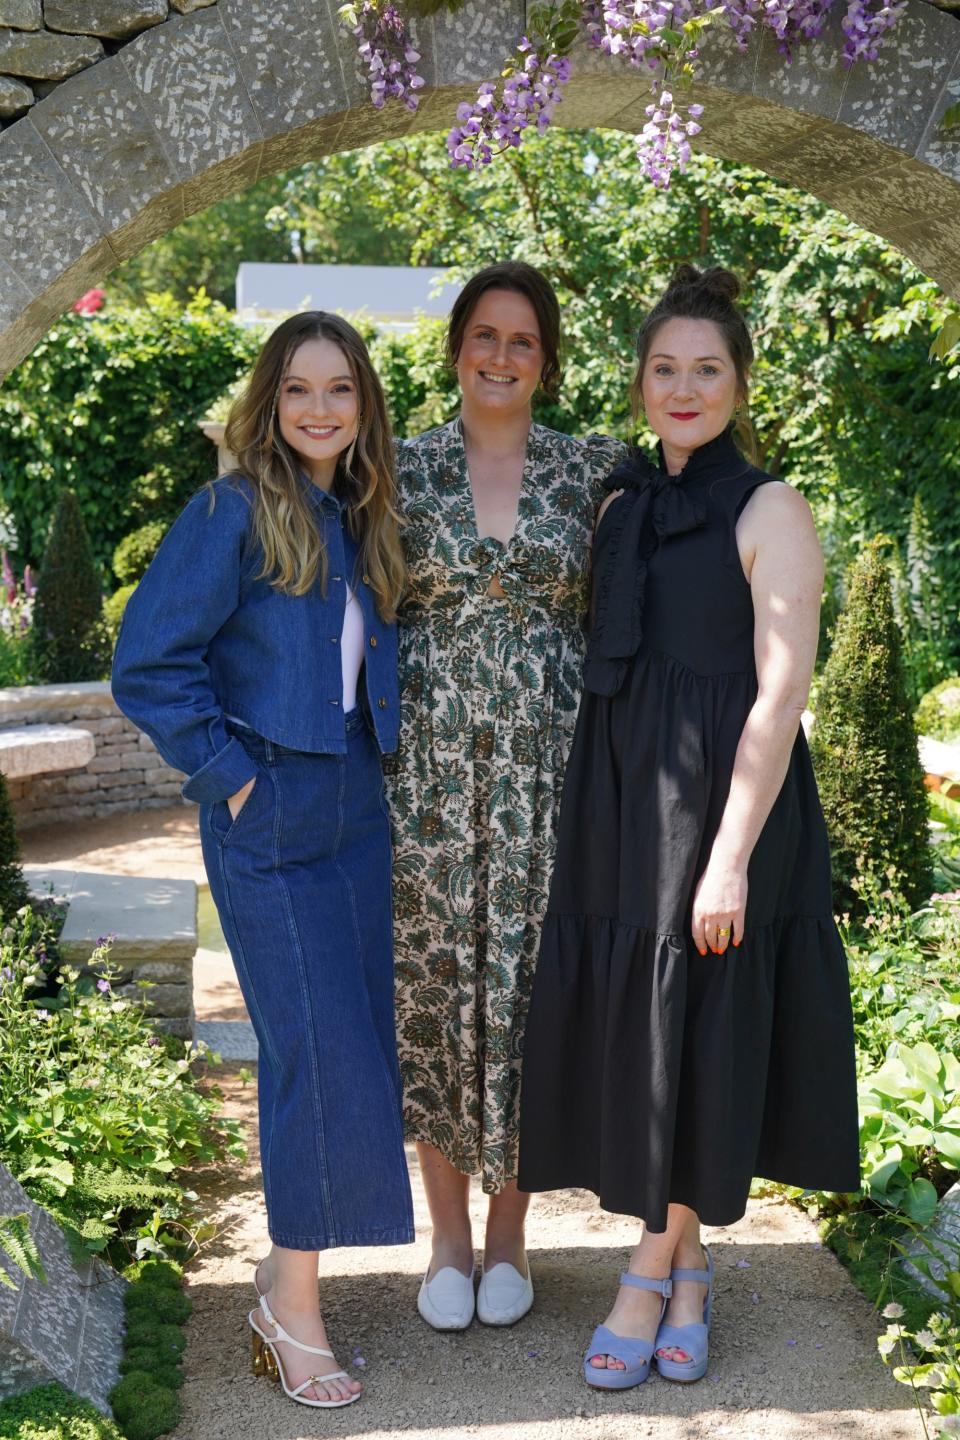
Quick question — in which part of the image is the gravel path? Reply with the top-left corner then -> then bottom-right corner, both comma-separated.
21,809 -> 925,1440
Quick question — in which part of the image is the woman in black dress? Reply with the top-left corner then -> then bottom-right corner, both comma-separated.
517,266 -> 860,1390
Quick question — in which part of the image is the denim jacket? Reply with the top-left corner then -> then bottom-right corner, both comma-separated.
112,475 -> 400,804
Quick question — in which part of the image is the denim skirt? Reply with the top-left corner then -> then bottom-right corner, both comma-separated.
199,711 -> 415,1251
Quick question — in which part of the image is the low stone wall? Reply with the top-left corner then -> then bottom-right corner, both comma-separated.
0,681 -> 186,829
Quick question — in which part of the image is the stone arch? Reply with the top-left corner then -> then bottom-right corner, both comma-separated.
0,0 -> 957,377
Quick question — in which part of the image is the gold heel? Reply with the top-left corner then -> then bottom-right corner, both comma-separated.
252,1331 -> 267,1377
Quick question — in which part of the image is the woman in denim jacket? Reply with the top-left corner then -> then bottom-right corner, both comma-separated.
112,312 -> 414,1411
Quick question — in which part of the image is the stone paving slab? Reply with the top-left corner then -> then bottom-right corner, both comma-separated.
26,864 -> 196,963
0,724 -> 94,778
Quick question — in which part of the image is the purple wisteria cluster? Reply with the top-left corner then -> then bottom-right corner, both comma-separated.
840,0 -> 907,65
639,90 -> 704,189
584,0 -> 696,66
447,43 -> 573,170
762,0 -> 834,56
345,2 -> 425,112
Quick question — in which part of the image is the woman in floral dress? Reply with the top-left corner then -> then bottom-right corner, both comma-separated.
387,262 -> 624,1330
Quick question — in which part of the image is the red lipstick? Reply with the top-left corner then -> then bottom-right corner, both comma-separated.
668,412 -> 699,420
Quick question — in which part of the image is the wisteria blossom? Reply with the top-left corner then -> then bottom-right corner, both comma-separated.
638,90 -> 704,188
841,0 -> 907,65
447,44 -> 573,171
342,2 -> 425,112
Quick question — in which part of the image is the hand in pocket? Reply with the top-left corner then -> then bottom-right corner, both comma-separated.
227,776 -> 256,820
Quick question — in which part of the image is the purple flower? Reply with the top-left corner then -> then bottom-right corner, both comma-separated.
448,43 -> 572,171
36,1008 -> 50,1020
23,565 -> 35,599
347,3 -> 425,113
147,1035 -> 161,1047
0,966 -> 12,983
97,978 -> 110,993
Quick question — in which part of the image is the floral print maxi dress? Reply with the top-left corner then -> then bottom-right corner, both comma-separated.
386,418 -> 626,1192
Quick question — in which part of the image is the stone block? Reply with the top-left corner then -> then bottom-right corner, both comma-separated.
170,0 -> 217,9
29,54 -> 182,240
0,254 -> 33,341
88,754 -> 123,774
45,0 -> 168,40
26,868 -> 198,966
0,724 -> 94,778
0,0 -> 40,29
154,1013 -> 193,1040
140,794 -> 188,809
838,2 -> 958,157
216,0 -> 344,141
118,751 -> 149,770
117,980 -> 191,1018
82,715 -> 124,736
135,957 -> 192,982
0,72 -> 32,116
0,27 -> 103,80
144,765 -> 179,786
0,120 -> 106,297
137,732 -> 157,750
0,1161 -> 126,1411
121,6 -> 262,185
902,1181 -> 960,1297
62,772 -> 101,794
95,782 -> 147,800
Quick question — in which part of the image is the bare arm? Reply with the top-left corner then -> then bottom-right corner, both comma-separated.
691,481 -> 823,956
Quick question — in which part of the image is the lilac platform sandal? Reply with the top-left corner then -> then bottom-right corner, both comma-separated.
654,1245 -> 714,1383
583,1273 -> 673,1391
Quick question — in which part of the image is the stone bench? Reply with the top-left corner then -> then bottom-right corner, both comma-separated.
26,867 -> 197,1040
0,723 -> 94,778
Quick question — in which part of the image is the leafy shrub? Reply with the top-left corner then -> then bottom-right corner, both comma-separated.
879,1306 -> 960,1437
0,922 -> 245,1257
858,1040 -> 960,1223
31,491 -> 106,684
112,524 -> 167,586
811,539 -> 933,916
0,294 -> 259,571
107,1375 -> 179,1440
0,1384 -> 123,1440
0,769 -> 29,919
917,677 -> 960,744
103,585 -> 137,647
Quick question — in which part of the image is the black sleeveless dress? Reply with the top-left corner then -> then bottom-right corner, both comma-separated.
516,428 -> 860,1231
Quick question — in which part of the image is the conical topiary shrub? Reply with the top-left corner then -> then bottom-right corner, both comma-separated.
0,770 -> 29,920
31,490 -> 106,683
811,538 -> 933,918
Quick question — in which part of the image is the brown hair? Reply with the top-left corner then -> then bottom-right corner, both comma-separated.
446,261 -> 562,400
223,312 -> 405,622
631,265 -> 755,434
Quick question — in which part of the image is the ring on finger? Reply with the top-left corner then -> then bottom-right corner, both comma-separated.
716,925 -> 731,938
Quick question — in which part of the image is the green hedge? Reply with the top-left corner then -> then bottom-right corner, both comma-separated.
0,294 -> 259,574
916,675 -> 960,744
0,1386 -> 123,1440
109,1261 -> 190,1440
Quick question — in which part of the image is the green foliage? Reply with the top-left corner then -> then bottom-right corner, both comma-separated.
917,677 -> 960,745
820,1208 -> 937,1336
108,1260 -> 189,1440
0,1385 -> 123,1440
103,586 -> 137,647
0,769 -> 29,920
0,919 -> 246,1259
888,496 -> 955,704
879,1307 -> 960,1437
0,294 -> 259,571
0,1210 -> 46,1288
112,524 -> 167,586
107,1375 -> 179,1440
31,491 -> 106,684
811,540 -> 933,916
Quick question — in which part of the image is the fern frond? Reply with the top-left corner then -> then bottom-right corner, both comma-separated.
0,1212 -> 46,1287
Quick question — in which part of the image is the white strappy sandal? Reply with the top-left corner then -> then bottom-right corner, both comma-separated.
248,1294 -> 361,1409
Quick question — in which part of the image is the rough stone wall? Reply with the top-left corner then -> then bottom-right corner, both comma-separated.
0,681 -> 186,829
0,0 -> 216,122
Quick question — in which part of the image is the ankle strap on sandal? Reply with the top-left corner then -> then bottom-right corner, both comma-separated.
619,1273 -> 673,1298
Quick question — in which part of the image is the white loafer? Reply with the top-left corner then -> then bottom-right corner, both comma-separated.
417,1266 -> 475,1330
476,1261 -> 534,1326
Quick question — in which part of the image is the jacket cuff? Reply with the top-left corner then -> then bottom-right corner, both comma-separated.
181,738 -> 259,804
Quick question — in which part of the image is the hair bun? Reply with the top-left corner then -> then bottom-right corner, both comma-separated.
666,264 -> 741,306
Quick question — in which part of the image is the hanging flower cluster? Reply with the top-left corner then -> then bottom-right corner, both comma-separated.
341,0 -> 906,189
338,3 -> 426,112
447,42 -> 574,170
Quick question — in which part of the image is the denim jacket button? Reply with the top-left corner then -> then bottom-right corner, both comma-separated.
330,636 -> 339,644
362,574 -> 370,585
377,697 -> 387,709
329,699 -> 340,707
332,574 -> 342,582
369,635 -> 378,648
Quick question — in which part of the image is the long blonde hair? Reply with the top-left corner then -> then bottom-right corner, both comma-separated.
223,312 -> 405,622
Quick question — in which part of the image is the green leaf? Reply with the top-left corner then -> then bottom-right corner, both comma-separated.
902,1176 -> 938,1225
940,100 -> 960,131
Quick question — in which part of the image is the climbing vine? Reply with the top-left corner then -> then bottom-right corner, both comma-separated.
339,0 -> 907,188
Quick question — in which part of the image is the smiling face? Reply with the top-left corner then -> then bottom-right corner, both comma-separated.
640,317 -> 743,473
455,289 -> 544,419
276,337 -> 359,489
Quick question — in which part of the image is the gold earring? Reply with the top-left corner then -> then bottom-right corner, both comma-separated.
345,413 -> 363,473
